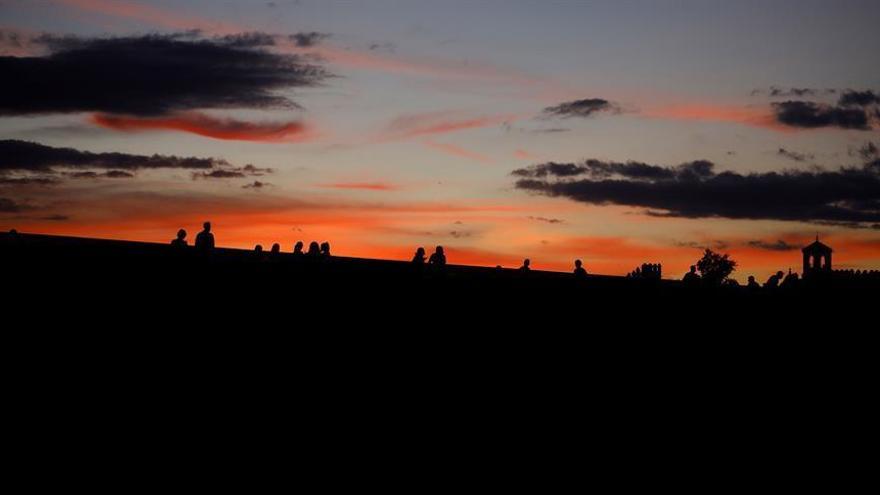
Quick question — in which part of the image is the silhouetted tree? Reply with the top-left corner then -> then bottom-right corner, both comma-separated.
696,249 -> 737,286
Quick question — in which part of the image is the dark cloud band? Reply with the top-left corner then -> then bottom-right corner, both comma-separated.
0,139 -> 222,172
513,158 -> 880,226
0,33 -> 329,117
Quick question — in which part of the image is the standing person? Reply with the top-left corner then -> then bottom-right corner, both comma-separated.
428,246 -> 446,266
519,259 -> 531,272
683,265 -> 700,285
573,259 -> 587,279
195,222 -> 215,252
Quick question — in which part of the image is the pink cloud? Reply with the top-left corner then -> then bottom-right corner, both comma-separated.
90,112 -> 318,143
514,149 -> 538,159
641,103 -> 788,131
382,111 -> 515,141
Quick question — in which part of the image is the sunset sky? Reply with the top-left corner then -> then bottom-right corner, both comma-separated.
2,0 -> 879,280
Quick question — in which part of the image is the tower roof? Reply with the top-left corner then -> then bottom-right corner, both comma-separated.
802,238 -> 832,254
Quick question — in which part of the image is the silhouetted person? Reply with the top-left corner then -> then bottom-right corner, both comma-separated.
428,246 -> 446,266
293,241 -> 304,256
195,221 -> 214,251
171,229 -> 187,247
412,247 -> 426,264
320,242 -> 331,257
765,271 -> 784,289
271,243 -> 281,255
254,244 -> 263,254
573,259 -> 587,279
307,241 -> 321,257
519,259 -> 531,272
683,265 -> 700,285
747,276 -> 760,290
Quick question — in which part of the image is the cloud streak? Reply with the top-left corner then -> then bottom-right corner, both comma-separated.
423,140 -> 492,163
384,111 -> 514,140
0,139 -> 220,172
90,112 -> 316,143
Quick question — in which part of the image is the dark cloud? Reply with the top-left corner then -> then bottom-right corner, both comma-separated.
542,98 -> 620,119
747,240 -> 797,251
513,158 -> 880,226
0,140 -> 222,173
0,33 -> 328,117
513,159 -> 713,181
290,32 -> 330,47
242,181 -> 270,189
193,170 -> 245,179
676,240 -> 730,250
0,197 -> 24,212
752,86 -> 834,98
218,31 -> 277,48
772,101 -> 871,130
192,165 -> 272,180
0,176 -> 58,186
777,148 -> 813,163
771,87 -> 819,97
0,140 -> 264,187
770,89 -> 879,130
528,216 -> 564,224
39,214 -> 70,222
838,90 -> 879,107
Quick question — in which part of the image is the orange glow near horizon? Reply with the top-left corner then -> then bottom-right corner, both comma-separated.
9,208 -> 878,281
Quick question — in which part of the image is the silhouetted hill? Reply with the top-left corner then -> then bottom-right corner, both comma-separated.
1,231 -> 874,327
3,231 -> 873,437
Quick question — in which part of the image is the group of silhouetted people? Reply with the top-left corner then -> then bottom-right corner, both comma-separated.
168,223 -> 597,279
628,263 -> 662,280
170,222 -> 214,252
254,240 -> 331,259
412,246 -> 446,266
682,265 -> 804,292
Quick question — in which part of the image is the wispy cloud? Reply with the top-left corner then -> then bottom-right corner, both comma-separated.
382,111 -> 514,140
423,140 -> 492,164
318,182 -> 400,191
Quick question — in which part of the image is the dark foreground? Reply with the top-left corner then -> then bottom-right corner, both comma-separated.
2,231 -> 873,325
2,231 -> 872,474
